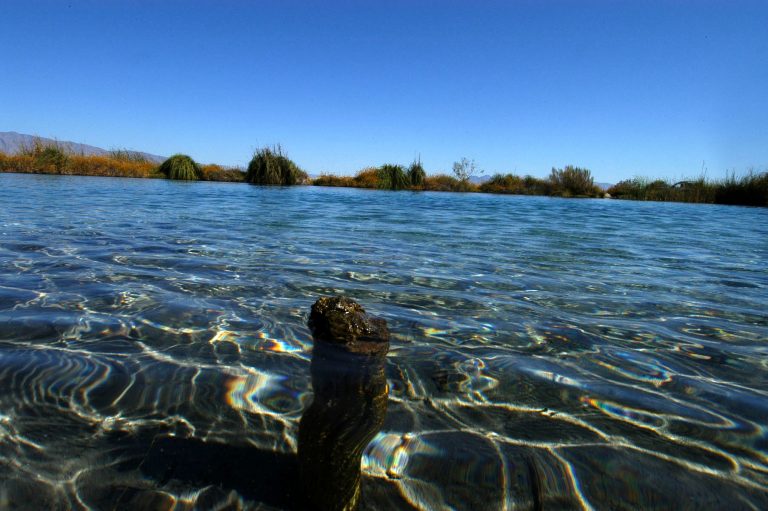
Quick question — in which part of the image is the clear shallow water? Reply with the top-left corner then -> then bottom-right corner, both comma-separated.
0,173 -> 766,510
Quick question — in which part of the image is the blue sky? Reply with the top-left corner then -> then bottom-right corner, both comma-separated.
1,0 -> 766,182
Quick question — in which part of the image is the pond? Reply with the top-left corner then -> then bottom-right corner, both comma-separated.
0,173 -> 766,509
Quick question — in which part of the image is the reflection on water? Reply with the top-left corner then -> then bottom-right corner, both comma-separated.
0,174 -> 767,509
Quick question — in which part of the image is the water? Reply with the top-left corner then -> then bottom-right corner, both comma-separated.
0,173 -> 766,510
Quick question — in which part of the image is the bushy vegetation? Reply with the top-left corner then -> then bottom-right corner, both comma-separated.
199,164 -> 246,182
548,165 -> 601,197
18,139 -> 70,173
313,167 -> 379,188
480,174 -> 526,194
67,155 -> 158,178
315,163 -> 429,191
407,160 -> 426,188
608,171 -> 768,206
246,146 -> 307,185
377,164 -> 409,190
0,140 -> 158,178
422,174 -> 478,192
109,148 -> 152,163
158,154 -> 202,180
479,166 -> 601,197
715,171 -> 768,206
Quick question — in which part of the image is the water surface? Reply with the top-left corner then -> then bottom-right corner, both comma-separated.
0,174 -> 766,509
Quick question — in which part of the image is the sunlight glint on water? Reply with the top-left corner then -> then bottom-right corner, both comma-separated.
0,174 -> 766,509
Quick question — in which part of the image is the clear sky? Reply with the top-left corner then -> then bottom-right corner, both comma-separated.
1,0 -> 766,182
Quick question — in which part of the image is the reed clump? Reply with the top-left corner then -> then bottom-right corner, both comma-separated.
609,177 -> 713,203
377,164 -> 409,191
18,139 -> 70,173
246,146 -> 307,185
714,171 -> 768,206
407,160 -> 426,188
158,154 -> 202,181
608,172 -> 767,206
109,148 -> 152,163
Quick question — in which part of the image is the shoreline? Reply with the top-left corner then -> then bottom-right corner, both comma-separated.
1,149 -> 765,206
3,169 -> 767,208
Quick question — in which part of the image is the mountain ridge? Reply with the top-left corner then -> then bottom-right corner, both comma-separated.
0,131 -> 165,163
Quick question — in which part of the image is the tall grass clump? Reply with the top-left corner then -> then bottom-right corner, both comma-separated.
407,160 -> 426,188
608,176 -> 715,203
714,171 -> 768,206
246,146 -> 306,185
377,164 -> 409,190
109,148 -> 151,163
158,154 -> 202,180
19,139 -> 70,173
549,165 -> 600,197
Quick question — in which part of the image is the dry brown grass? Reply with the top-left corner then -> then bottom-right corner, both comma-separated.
423,174 -> 477,192
68,155 -> 157,177
199,164 -> 246,182
0,151 -> 158,178
313,167 -> 381,189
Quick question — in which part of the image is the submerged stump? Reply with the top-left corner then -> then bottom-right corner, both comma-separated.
298,296 -> 389,511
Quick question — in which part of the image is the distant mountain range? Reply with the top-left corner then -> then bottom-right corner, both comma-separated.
0,131 -> 165,163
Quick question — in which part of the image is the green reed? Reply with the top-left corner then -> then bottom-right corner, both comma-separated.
158,154 -> 202,181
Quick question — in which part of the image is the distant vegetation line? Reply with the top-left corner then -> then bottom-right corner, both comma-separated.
606,174 -> 768,207
0,139 -> 765,206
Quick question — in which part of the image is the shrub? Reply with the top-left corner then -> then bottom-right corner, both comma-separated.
549,165 -> 599,197
158,154 -> 201,180
423,174 -> 477,192
246,146 -> 307,185
522,175 -> 553,195
480,173 -> 524,194
377,164 -> 409,190
607,179 -> 643,199
452,157 -> 479,184
313,174 -> 355,187
407,160 -> 426,188
19,139 -> 70,173
199,164 -> 246,182
353,167 -> 380,188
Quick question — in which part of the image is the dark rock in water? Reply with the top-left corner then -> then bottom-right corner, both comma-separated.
308,295 -> 389,356
299,296 -> 390,511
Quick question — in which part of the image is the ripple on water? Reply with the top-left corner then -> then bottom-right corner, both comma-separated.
0,175 -> 766,508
